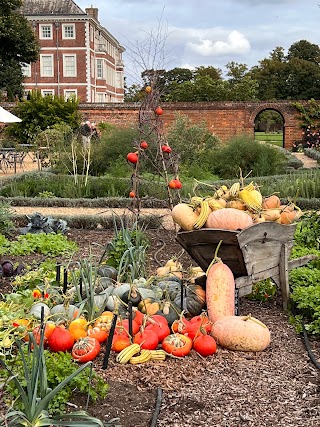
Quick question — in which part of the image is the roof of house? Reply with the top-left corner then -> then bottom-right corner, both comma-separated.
20,0 -> 86,16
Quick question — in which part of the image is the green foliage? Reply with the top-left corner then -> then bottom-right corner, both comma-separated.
294,211 -> 320,250
0,201 -> 15,235
2,348 -> 109,415
292,99 -> 320,129
211,134 -> 287,178
101,216 -> 149,282
0,1 -> 39,98
289,266 -> 320,335
166,113 -> 221,177
6,92 -> 81,144
0,332 -> 105,426
13,259 -> 57,289
0,233 -> 77,256
247,279 -> 277,302
89,126 -> 139,176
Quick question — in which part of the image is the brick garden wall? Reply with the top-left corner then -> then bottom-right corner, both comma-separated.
79,100 -> 305,149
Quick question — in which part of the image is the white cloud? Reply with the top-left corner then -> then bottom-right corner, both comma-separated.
186,30 -> 251,57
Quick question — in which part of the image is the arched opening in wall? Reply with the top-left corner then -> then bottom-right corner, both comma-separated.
254,109 -> 284,148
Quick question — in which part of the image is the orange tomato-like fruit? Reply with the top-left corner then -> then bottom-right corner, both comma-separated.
155,106 -> 163,115
129,191 -> 135,198
145,86 -> 152,93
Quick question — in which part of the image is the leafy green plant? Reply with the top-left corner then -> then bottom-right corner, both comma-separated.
211,134 -> 287,178
2,347 -> 109,416
100,216 -> 149,282
0,201 -> 15,235
13,259 -> 57,290
247,279 -> 277,302
0,330 -> 104,426
38,191 -> 56,198
0,233 -> 77,256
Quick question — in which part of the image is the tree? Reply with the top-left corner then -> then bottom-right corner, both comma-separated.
248,47 -> 288,100
0,0 -> 39,98
287,40 -> 320,65
6,91 -> 81,144
286,58 -> 320,99
194,66 -> 222,80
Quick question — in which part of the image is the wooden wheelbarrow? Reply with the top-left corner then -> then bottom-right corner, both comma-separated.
176,222 -> 317,310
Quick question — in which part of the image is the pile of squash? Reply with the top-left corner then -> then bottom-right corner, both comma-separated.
171,181 -> 303,232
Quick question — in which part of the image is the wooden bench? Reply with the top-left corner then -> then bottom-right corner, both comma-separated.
176,222 -> 317,310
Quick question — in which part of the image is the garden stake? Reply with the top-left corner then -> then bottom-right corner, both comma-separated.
56,263 -> 61,284
180,282 -> 184,311
63,268 -> 68,293
79,277 -> 83,295
102,313 -> 118,370
235,288 -> 239,315
40,306 -> 44,325
128,301 -> 133,338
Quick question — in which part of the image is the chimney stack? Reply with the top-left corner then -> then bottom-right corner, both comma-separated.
85,7 -> 99,22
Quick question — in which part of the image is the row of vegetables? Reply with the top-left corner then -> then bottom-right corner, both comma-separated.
171,181 -> 302,232
5,248 -> 271,365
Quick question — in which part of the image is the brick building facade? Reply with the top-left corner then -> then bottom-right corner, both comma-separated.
20,0 -> 125,103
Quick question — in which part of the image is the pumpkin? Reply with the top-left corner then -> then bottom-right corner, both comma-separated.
193,332 -> 217,357
262,195 -> 281,209
171,203 -> 200,231
30,303 -> 51,320
261,209 -> 281,222
174,284 -> 206,317
138,298 -> 161,315
97,265 -> 118,280
133,327 -> 159,350
206,249 -> 235,324
205,208 -> 253,230
48,325 -> 74,352
211,314 -> 271,352
280,205 -> 302,224
50,304 -> 79,321
155,301 -> 179,325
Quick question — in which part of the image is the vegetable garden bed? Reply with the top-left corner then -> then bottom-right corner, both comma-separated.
0,227 -> 319,426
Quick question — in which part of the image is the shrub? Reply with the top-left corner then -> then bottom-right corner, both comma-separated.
166,113 -> 221,177
211,134 -> 287,178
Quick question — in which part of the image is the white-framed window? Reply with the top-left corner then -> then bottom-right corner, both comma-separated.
21,63 -> 31,77
64,90 -> 77,100
40,54 -> 54,77
62,24 -> 75,39
40,24 -> 52,39
41,90 -> 54,97
96,93 -> 104,103
96,59 -> 103,79
63,54 -> 77,77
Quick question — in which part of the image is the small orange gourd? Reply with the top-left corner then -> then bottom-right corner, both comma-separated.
262,195 -> 281,209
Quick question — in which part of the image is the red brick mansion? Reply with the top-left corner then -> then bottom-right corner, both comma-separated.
20,0 -> 125,103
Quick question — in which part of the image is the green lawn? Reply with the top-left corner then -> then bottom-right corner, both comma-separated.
255,132 -> 283,147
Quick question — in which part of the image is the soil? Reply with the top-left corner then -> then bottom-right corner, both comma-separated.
0,227 -> 320,427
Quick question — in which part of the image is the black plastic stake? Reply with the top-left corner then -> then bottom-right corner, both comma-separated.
235,288 -> 240,315
56,263 -> 61,284
40,306 -> 44,326
180,282 -> 184,311
102,313 -> 118,370
79,277 -> 83,295
128,301 -> 133,338
63,268 -> 68,294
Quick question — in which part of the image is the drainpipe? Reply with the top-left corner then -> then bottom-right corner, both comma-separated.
55,22 -> 61,96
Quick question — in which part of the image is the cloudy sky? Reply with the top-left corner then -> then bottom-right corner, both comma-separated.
76,0 -> 320,85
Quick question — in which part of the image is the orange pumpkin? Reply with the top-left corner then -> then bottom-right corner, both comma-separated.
262,195 -> 281,209
205,208 -> 253,230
